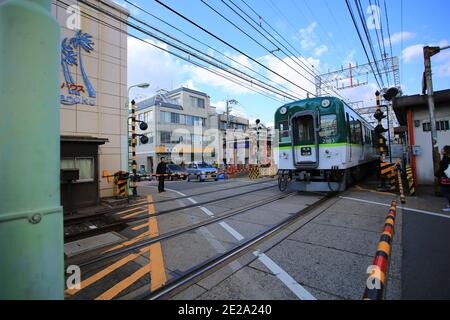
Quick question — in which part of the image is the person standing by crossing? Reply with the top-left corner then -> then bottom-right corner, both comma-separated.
156,157 -> 167,193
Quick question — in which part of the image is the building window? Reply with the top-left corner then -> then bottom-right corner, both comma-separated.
159,111 -> 170,123
160,131 -> 171,143
190,96 -> 205,108
171,113 -> 180,124
61,157 -> 94,182
423,121 -> 449,132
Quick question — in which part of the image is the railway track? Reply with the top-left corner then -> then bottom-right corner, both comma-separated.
64,179 -> 276,226
64,181 -> 277,241
65,181 -> 335,300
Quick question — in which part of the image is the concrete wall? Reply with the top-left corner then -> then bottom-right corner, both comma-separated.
412,106 -> 450,184
53,0 -> 128,197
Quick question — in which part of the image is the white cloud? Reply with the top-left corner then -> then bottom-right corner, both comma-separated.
127,37 -> 182,96
298,22 -> 318,50
260,54 -> 319,98
314,45 -> 328,57
385,32 -> 416,46
402,44 -> 424,63
112,0 -> 141,16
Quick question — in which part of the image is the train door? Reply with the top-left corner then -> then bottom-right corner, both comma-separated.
290,111 -> 319,168
346,112 -> 352,162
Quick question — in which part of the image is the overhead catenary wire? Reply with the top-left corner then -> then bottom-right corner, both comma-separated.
345,0 -> 382,89
225,0 -> 347,100
152,0 -> 316,98
354,0 -> 385,88
55,0 -> 290,103
197,0 -> 317,97
122,0 -> 304,101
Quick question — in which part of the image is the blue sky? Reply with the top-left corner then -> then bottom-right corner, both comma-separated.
116,0 -> 450,126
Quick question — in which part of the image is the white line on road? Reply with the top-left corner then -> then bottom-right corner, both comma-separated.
253,250 -> 317,300
340,196 -> 450,219
165,187 -> 316,300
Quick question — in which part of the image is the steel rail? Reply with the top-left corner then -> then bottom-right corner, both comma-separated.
138,192 -> 337,300
72,191 -> 297,268
64,184 -> 278,241
64,179 -> 276,223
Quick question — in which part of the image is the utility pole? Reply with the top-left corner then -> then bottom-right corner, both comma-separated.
423,45 -> 450,177
0,0 -> 63,299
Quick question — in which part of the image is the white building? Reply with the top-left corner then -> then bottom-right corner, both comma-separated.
54,0 -> 129,208
393,89 -> 450,185
135,87 -> 218,173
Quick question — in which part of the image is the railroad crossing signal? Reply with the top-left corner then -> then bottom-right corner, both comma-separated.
129,99 -> 149,197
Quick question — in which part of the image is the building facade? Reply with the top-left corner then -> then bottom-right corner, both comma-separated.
393,89 -> 450,185
53,0 -> 129,208
136,88 -> 218,173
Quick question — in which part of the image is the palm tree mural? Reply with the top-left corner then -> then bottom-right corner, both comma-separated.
70,30 -> 96,98
61,38 -> 78,95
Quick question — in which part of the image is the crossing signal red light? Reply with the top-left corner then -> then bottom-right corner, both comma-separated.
374,109 -> 386,121
139,122 -> 148,131
140,135 -> 149,144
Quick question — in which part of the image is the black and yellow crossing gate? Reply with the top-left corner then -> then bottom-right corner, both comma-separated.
405,164 -> 416,196
113,171 -> 129,197
248,166 -> 260,179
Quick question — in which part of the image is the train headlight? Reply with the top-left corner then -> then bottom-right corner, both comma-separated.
279,107 -> 287,115
325,149 -> 331,158
282,152 -> 288,159
321,99 -> 331,108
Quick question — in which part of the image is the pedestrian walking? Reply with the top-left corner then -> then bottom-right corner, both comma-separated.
156,157 -> 167,193
436,145 -> 450,212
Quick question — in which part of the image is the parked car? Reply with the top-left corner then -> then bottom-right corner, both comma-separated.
186,162 -> 218,182
132,169 -> 152,182
166,164 -> 188,180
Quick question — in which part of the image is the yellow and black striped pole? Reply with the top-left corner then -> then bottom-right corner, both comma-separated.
405,164 -> 416,196
131,100 -> 138,197
397,162 -> 406,204
363,200 -> 397,300
375,92 -> 385,155
375,91 -> 388,191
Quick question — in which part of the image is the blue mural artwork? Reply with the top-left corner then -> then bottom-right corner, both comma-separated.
60,30 -> 96,105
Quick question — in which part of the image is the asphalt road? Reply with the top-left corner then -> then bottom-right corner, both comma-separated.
402,210 -> 450,299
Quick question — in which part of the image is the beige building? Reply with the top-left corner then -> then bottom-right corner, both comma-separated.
136,88 -> 219,172
53,0 -> 129,208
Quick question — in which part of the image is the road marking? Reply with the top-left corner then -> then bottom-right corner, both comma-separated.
131,223 -> 148,231
167,188 -> 316,300
121,209 -> 147,219
253,250 -> 317,300
200,206 -> 215,217
115,206 -> 146,215
95,264 -> 151,300
65,246 -> 151,296
218,221 -> 245,241
103,231 -> 152,253
340,196 -> 450,219
147,195 -> 167,291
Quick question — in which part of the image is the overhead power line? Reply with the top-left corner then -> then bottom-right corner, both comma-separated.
153,0 -> 316,97
121,0 -> 302,100
55,0 -> 294,102
344,0 -> 382,89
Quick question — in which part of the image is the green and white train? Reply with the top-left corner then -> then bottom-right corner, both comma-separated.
275,96 -> 378,192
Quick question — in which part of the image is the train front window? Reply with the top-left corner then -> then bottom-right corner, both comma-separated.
279,120 -> 290,143
294,116 -> 314,145
319,114 -> 337,137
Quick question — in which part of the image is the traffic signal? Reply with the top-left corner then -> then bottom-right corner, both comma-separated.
139,121 -> 148,131
139,135 -> 149,144
374,109 -> 386,121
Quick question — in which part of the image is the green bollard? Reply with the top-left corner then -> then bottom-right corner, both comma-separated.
0,0 -> 63,299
